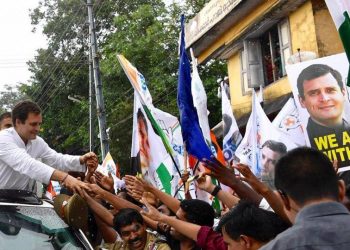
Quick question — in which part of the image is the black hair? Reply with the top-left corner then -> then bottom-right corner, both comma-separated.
217,201 -> 289,242
297,64 -> 344,99
0,112 -> 11,122
275,147 -> 339,205
179,199 -> 215,227
113,208 -> 144,234
262,140 -> 287,155
12,100 -> 41,126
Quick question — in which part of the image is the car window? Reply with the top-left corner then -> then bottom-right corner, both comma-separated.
0,205 -> 86,249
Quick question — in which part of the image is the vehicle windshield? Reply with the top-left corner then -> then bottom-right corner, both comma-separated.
0,205 -> 85,249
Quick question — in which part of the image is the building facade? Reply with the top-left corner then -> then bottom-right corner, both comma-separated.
186,0 -> 344,126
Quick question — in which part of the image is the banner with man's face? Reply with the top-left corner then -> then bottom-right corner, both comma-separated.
286,53 -> 350,171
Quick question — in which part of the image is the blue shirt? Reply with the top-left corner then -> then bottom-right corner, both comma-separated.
260,201 -> 350,250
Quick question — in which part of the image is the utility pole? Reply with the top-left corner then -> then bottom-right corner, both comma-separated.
88,38 -> 95,152
87,0 -> 109,159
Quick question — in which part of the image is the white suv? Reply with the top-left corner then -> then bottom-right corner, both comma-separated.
0,189 -> 93,250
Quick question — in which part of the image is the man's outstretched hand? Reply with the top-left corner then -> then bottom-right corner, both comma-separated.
80,152 -> 98,173
63,175 -> 91,197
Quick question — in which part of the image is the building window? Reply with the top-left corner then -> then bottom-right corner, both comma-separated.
240,50 -> 249,94
241,19 -> 291,95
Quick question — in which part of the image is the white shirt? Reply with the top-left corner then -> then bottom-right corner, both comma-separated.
259,197 -> 274,212
0,128 -> 86,190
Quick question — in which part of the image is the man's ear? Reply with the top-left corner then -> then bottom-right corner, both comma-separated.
15,118 -> 22,127
278,191 -> 291,211
239,235 -> 252,249
341,88 -> 346,97
299,95 -> 306,108
338,179 -> 346,202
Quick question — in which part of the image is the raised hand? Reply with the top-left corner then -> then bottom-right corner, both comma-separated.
196,174 -> 215,193
80,152 -> 98,173
124,175 -> 152,192
94,171 -> 114,192
87,183 -> 105,197
123,175 -> 144,200
202,157 -> 238,188
234,163 -> 268,194
140,197 -> 163,222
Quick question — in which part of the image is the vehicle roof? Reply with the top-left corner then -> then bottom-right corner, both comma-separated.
0,189 -> 52,207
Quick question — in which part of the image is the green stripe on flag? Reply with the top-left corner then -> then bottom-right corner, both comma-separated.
156,163 -> 172,194
339,11 -> 350,86
142,105 -> 174,155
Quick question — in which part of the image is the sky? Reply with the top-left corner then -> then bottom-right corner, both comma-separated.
0,0 -> 186,92
0,0 -> 47,91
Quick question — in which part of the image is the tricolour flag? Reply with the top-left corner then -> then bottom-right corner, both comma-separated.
325,0 -> 350,86
272,97 -> 306,146
117,54 -> 179,163
221,82 -> 242,164
131,94 -> 175,195
177,15 -> 213,161
118,54 -> 185,195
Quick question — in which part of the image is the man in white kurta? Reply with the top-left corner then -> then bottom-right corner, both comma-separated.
0,127 -> 85,190
0,100 -> 97,193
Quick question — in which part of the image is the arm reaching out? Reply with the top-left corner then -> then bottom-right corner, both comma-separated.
140,198 -> 200,241
196,175 -> 239,209
125,175 -> 181,214
234,163 -> 291,224
203,158 -> 263,205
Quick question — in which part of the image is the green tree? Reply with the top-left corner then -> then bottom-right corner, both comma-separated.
25,0 -> 227,172
27,0 -> 117,153
0,85 -> 28,113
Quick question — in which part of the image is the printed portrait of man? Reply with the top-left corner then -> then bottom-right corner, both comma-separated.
297,63 -> 350,169
137,109 -> 152,182
260,140 -> 287,189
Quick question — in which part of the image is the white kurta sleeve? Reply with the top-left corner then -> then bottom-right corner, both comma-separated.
38,137 -> 86,173
0,141 -> 55,184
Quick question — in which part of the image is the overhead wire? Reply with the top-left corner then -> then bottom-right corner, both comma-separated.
29,3 -> 88,100
40,60 -> 87,113
32,0 -> 110,108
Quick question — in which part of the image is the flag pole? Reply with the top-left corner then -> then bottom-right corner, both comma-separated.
183,143 -> 189,194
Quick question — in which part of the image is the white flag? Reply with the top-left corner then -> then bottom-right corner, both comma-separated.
190,49 -> 211,146
272,98 -> 306,146
235,91 -> 297,179
221,82 -> 242,163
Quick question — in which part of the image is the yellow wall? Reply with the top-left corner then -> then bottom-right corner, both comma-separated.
227,53 -> 251,118
200,0 -> 343,119
289,1 -> 318,54
227,1 -> 321,119
313,5 -> 343,56
198,0 -> 280,64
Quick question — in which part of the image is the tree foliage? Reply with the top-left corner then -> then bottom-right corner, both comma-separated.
0,85 -> 28,113
25,0 -> 226,172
